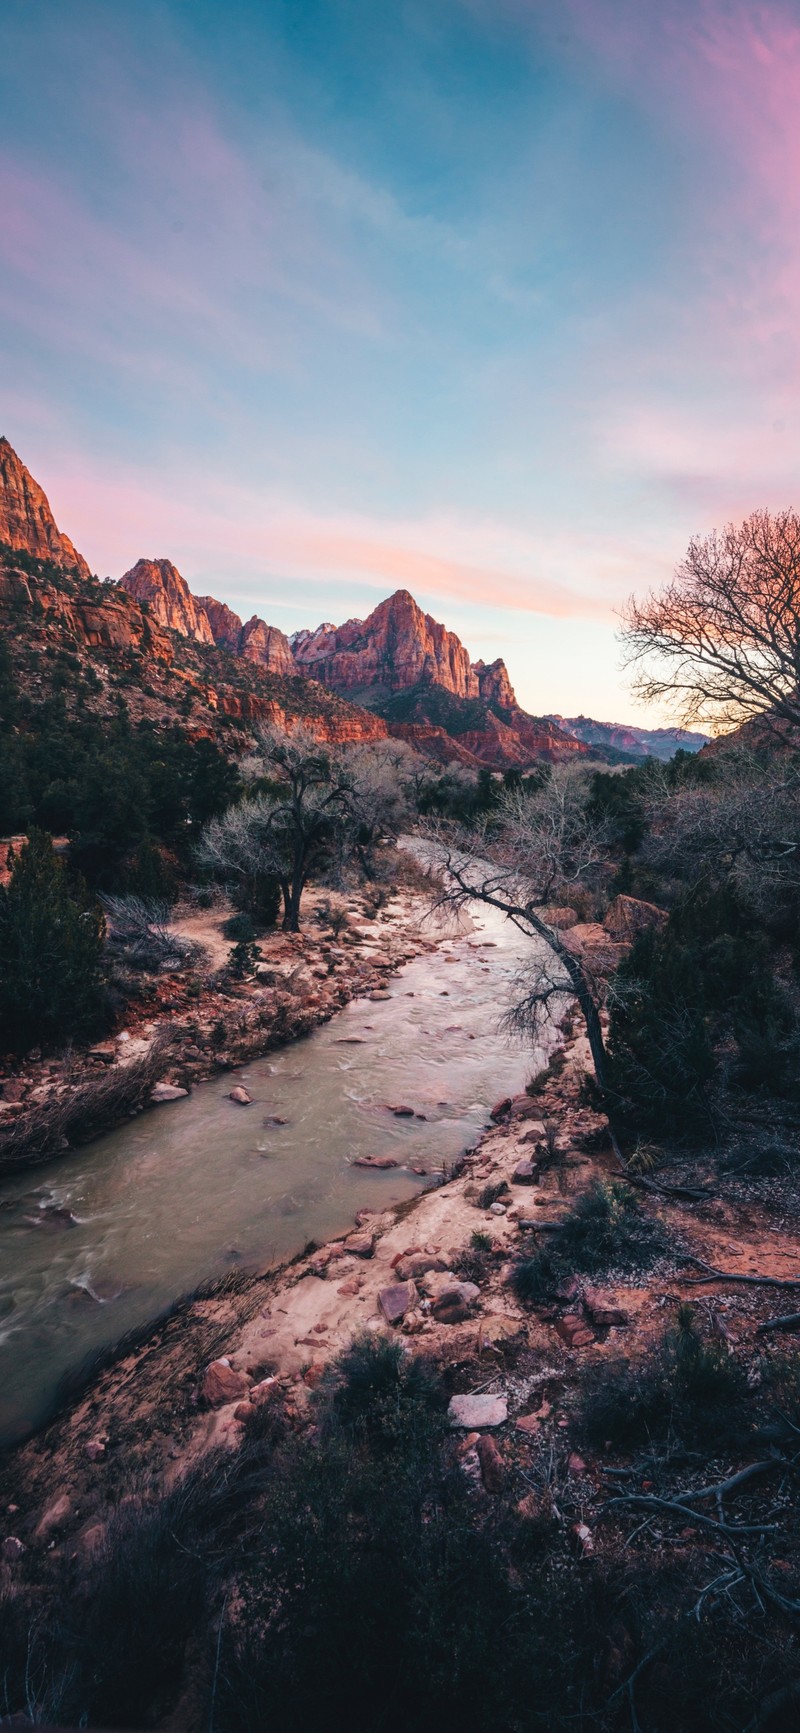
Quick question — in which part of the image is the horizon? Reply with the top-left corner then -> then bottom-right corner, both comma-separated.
3,0 -> 797,723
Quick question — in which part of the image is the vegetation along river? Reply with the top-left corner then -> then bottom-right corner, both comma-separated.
0,901 -> 546,1446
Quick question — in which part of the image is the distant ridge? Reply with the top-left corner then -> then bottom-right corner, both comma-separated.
549,714 -> 710,762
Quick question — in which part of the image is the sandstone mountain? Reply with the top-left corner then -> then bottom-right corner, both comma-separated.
119,559 -> 295,676
0,437 -> 91,580
292,590 -> 584,767
120,558 -> 215,645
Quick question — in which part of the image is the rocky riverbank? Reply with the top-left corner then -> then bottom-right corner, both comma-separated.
0,870 -> 442,1173
4,996 -> 796,1561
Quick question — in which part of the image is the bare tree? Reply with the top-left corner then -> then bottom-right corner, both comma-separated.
622,510 -> 800,736
424,767 -> 614,1091
640,752 -> 800,920
200,726 -> 358,932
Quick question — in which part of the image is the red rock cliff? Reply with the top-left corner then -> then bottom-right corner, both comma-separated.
0,438 -> 91,580
119,558 -> 215,645
291,589 -> 481,698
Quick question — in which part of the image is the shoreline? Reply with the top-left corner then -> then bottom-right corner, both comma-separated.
4,1004 -> 800,1548
0,868 -> 443,1176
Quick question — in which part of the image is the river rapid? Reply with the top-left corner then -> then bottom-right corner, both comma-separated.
0,898 -> 547,1446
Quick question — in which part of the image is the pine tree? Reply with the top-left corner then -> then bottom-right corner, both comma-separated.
0,831 -> 107,1052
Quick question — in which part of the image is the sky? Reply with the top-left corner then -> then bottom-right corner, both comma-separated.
2,0 -> 800,723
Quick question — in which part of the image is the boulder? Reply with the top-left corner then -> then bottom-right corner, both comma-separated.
343,1231 -> 375,1258
394,1253 -> 449,1281
378,1280 -> 418,1325
34,1494 -> 72,1542
490,1097 -> 513,1122
582,1287 -> 630,1327
228,1085 -> 252,1105
512,1160 -> 539,1185
353,1154 -> 398,1169
150,1082 -> 189,1104
604,894 -> 668,942
448,1393 -> 508,1429
201,1359 -> 252,1406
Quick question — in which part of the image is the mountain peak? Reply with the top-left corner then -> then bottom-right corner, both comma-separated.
0,437 -> 91,579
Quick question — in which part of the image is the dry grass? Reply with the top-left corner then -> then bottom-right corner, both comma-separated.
0,1031 -> 176,1176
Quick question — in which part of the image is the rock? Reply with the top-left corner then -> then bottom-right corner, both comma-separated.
421,1272 -> 478,1305
448,1393 -> 508,1429
582,1287 -> 630,1327
1,1536 -> 24,1560
228,1085 -> 252,1105
233,1401 -> 253,1421
516,1492 -> 542,1522
250,1377 -> 277,1405
388,1104 -> 415,1116
555,1315 -> 595,1349
572,1521 -> 595,1559
568,1452 -> 587,1476
150,1082 -> 189,1103
378,1280 -> 418,1325
477,1435 -> 505,1493
343,1231 -> 375,1258
432,1296 -> 470,1325
34,1494 -> 72,1542
490,1097 -> 513,1122
368,991 -> 391,1001
85,1437 -> 107,1462
201,1359 -> 252,1406
489,1201 -> 507,1216
512,1160 -> 539,1185
394,1253 -> 449,1281
353,1154 -> 398,1169
604,894 -> 668,942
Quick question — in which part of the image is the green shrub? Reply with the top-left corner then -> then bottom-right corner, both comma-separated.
0,831 -> 107,1052
512,1181 -> 664,1304
222,911 -> 257,942
577,1305 -> 748,1452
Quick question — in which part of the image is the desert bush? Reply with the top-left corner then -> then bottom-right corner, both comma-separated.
221,910 -> 257,942
102,895 -> 203,971
577,1305 -> 748,1452
512,1181 -> 664,1304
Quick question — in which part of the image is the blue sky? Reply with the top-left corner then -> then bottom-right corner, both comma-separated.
3,0 -> 800,720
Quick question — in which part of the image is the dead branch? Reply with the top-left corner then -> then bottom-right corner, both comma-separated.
681,1257 -> 800,1290
756,1313 -> 800,1334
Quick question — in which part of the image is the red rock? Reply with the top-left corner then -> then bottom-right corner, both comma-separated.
512,1160 -> 539,1185
343,1231 -> 374,1258
353,1154 -> 398,1169
555,1315 -> 595,1348
568,1452 -> 587,1476
432,1296 -> 470,1324
572,1521 -> 595,1558
378,1280 -> 417,1325
490,1097 -> 513,1122
85,1437 -> 107,1462
0,437 -> 90,577
582,1288 -> 629,1327
1,1536 -> 24,1560
604,895 -> 668,942
201,1359 -> 252,1406
477,1435 -> 505,1493
233,1402 -> 253,1421
229,1085 -> 252,1105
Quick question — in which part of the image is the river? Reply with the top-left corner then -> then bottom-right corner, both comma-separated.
0,898 -> 547,1446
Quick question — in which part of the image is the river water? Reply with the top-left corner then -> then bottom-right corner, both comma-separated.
0,900 -> 546,1446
